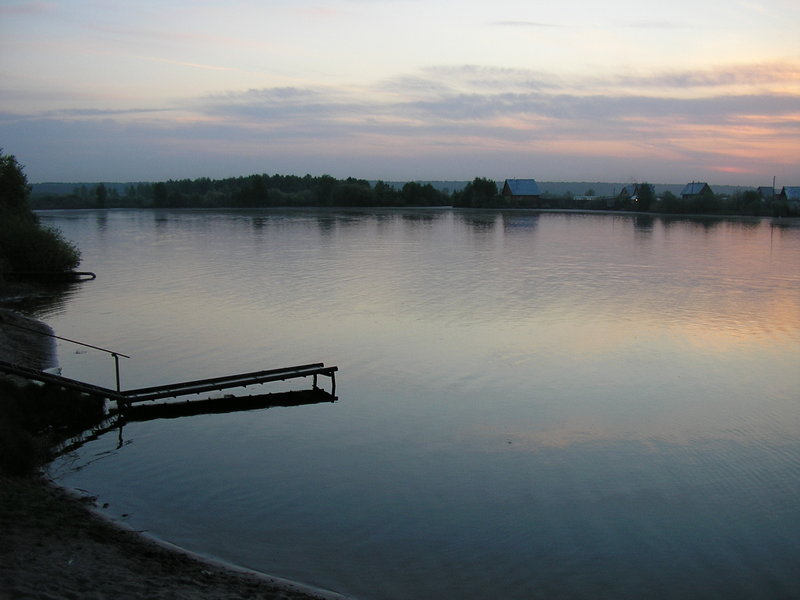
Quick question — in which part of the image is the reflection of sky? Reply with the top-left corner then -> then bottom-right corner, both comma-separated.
278,212 -> 800,347
39,210 -> 800,449
43,210 -> 800,600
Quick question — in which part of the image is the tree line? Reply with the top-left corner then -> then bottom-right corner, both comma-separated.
26,171 -> 796,217
31,174 -> 453,209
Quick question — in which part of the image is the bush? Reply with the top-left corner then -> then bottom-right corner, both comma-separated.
0,150 -> 82,275
0,216 -> 81,273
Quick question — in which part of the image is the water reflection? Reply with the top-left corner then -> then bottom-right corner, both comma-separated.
2,281 -> 85,320
461,211 -> 500,230
55,388 -> 338,471
38,208 -> 800,600
502,213 -> 538,231
632,214 -> 654,231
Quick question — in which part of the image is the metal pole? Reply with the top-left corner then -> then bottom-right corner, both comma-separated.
113,353 -> 121,392
0,321 -> 130,358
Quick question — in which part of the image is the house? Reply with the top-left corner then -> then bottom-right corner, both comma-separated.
502,179 -> 541,204
619,184 -> 640,201
779,186 -> 800,210
757,186 -> 776,202
681,182 -> 713,199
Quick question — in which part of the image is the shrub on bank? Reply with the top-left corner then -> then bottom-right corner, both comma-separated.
0,150 -> 82,276
0,215 -> 81,273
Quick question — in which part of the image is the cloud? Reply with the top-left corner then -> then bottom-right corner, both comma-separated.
418,65 -> 561,92
0,1 -> 54,17
618,20 -> 688,29
140,56 -> 250,73
49,107 -> 174,118
199,86 -> 368,124
2,60 -> 798,183
608,61 -> 800,90
491,20 -> 559,28
190,62 -> 799,131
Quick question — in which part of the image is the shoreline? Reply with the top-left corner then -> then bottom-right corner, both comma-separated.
0,475 -> 344,600
0,305 -> 344,600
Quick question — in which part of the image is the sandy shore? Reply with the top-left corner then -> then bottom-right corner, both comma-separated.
0,476 -> 342,600
0,306 -> 343,600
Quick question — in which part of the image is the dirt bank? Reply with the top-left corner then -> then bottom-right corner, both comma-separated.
0,475 -> 340,599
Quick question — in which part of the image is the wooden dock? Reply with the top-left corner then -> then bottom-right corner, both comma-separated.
122,363 -> 336,403
0,360 -> 337,410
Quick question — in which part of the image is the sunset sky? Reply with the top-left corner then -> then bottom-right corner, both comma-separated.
2,0 -> 799,185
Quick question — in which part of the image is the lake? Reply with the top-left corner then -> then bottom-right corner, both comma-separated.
37,208 -> 800,599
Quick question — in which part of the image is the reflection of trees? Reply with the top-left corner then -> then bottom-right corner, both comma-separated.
315,215 -> 337,233
659,215 -> 724,232
732,219 -> 761,231
502,214 -> 539,232
401,212 -> 437,224
458,212 -> 498,231
1,281 -> 81,320
771,221 -> 800,233
695,218 -> 725,232
633,215 -> 655,232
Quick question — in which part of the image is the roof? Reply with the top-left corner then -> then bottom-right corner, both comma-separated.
782,186 -> 800,200
681,182 -> 710,196
620,184 -> 640,197
504,179 -> 541,196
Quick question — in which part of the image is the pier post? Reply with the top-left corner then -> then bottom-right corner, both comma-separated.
113,353 -> 121,392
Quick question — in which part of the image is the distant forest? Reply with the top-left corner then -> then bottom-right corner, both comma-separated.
28,174 -> 795,217
30,175 -> 452,210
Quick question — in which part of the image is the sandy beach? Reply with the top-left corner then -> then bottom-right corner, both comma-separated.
0,306 -> 341,600
0,476 -> 342,600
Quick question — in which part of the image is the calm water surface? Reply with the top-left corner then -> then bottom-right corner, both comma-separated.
38,209 -> 800,599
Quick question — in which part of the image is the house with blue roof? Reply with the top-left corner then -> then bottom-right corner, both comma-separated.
502,179 -> 541,204
681,182 -> 713,199
779,186 -> 800,211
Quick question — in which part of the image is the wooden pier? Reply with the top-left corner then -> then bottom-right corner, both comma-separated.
122,363 -> 337,404
0,360 -> 337,410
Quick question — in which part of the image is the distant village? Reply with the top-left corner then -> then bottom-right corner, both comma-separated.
497,179 -> 800,216
28,175 -> 800,217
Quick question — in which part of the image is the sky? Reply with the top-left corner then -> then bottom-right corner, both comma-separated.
1,0 -> 799,185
